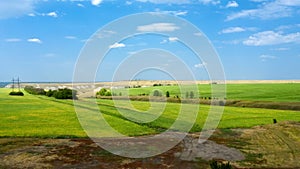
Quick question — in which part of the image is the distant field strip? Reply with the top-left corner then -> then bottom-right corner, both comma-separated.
115,83 -> 300,102
1,88 -> 299,137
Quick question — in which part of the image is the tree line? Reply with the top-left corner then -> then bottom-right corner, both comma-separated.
24,86 -> 77,99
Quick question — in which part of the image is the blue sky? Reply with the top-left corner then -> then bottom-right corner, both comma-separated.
0,0 -> 300,82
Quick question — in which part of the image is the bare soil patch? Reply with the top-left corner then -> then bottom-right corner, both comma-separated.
0,121 -> 299,169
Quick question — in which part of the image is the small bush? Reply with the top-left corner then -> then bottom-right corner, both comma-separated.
153,90 -> 162,97
96,88 -> 112,97
52,88 -> 77,99
153,83 -> 162,86
210,160 -> 232,169
166,91 -> 170,97
9,91 -> 24,96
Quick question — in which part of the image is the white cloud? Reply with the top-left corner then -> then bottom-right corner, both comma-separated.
109,43 -> 126,49
226,1 -> 239,8
91,0 -> 103,6
44,53 -> 56,58
194,62 -> 207,68
219,27 -> 245,34
137,23 -> 179,32
126,1 -> 133,5
260,54 -> 276,59
271,47 -> 289,51
5,38 -> 22,42
65,36 -> 77,39
47,12 -> 58,17
30,11 -> 59,18
27,38 -> 42,44
161,37 -> 179,44
156,10 -> 188,16
136,0 -> 220,5
260,54 -> 277,61
28,13 -> 35,17
243,31 -> 300,46
199,0 -> 220,5
226,0 -> 300,21
194,32 -> 202,37
77,3 -> 85,7
250,0 -> 268,2
168,37 -> 179,42
96,30 -> 117,39
135,0 -> 190,4
0,0 -> 35,19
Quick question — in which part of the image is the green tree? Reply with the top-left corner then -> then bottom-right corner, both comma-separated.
153,90 -> 161,96
186,92 -> 189,98
97,88 -> 107,96
190,91 -> 194,99
166,91 -> 170,97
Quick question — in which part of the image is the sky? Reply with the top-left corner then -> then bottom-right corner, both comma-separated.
0,0 -> 300,82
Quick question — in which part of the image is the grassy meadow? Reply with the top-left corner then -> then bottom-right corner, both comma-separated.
0,83 -> 300,138
114,83 -> 300,102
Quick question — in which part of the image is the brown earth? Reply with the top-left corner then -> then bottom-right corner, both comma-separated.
1,121 -> 299,169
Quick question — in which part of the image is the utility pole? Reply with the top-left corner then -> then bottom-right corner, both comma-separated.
12,78 -> 15,92
17,77 -> 21,91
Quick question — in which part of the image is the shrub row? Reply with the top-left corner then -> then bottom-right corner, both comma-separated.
24,86 -> 46,95
24,86 -> 77,99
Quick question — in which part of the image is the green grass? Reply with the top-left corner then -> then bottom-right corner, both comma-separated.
0,88 -> 86,138
97,99 -> 300,133
0,88 -> 299,138
113,83 -> 300,102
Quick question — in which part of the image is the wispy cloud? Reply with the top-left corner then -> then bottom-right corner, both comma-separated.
91,0 -> 103,6
154,10 -> 188,16
77,3 -> 85,7
160,37 -> 179,44
199,0 -> 220,5
27,38 -> 42,44
109,43 -> 126,49
219,27 -> 245,34
27,11 -> 59,18
260,54 -> 277,61
168,37 -> 179,42
194,32 -> 202,37
243,31 -> 300,46
137,23 -> 179,32
271,47 -> 290,51
44,53 -> 57,58
28,13 -> 35,17
136,0 -> 220,5
65,36 -> 77,39
226,1 -> 238,8
135,0 -> 190,4
96,30 -> 117,39
194,62 -> 207,68
226,0 -> 300,21
5,38 -> 22,42
46,12 -> 58,17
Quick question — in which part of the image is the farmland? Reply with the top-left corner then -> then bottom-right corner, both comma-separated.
114,83 -> 300,102
0,84 -> 299,137
0,83 -> 300,168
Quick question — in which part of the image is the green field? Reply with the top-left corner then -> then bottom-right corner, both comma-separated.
114,83 -> 300,102
0,86 -> 299,138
